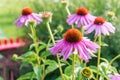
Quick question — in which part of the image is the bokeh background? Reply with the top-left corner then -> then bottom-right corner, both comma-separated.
0,0 -> 120,80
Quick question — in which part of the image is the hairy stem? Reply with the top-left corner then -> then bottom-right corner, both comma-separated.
30,25 -> 40,65
96,36 -> 101,80
46,22 -> 64,80
65,4 -> 74,28
72,54 -> 75,80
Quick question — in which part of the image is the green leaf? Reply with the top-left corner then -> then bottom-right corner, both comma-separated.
90,66 -> 108,79
56,74 -> 71,80
109,66 -> 118,73
100,42 -> 108,47
100,58 -> 109,63
65,66 -> 72,76
44,60 -> 58,75
29,41 -> 46,50
33,65 -> 41,80
40,50 -> 51,58
63,74 -> 71,80
38,45 -> 46,52
60,59 -> 70,65
20,51 -> 35,58
20,61 -> 29,70
28,33 -> 33,39
100,65 -> 107,75
17,72 -> 35,80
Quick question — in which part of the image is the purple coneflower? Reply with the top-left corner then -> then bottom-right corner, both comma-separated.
15,8 -> 42,27
49,28 -> 100,62
110,74 -> 120,80
84,17 -> 115,37
67,7 -> 95,27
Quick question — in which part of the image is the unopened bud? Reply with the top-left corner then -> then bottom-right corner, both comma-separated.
28,19 -> 36,26
81,67 -> 92,78
57,25 -> 64,32
12,54 -> 18,60
41,12 -> 52,22
107,11 -> 115,17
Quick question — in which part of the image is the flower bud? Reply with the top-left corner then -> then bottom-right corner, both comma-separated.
107,11 -> 115,17
81,67 -> 92,78
28,19 -> 36,26
57,25 -> 64,33
41,12 -> 52,22
12,54 -> 18,60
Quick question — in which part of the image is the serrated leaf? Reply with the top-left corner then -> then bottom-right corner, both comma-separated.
33,65 -> 41,80
17,72 -> 35,80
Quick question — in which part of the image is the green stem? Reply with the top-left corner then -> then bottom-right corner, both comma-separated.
65,5 -> 71,15
110,54 -> 120,65
72,54 -> 75,80
81,27 -> 84,36
46,22 -> 64,80
65,5 -> 74,28
94,36 -> 98,42
30,25 -> 40,65
96,36 -> 101,80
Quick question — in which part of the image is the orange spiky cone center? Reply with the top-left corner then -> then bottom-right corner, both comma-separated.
22,8 -> 32,16
64,28 -> 82,43
94,17 -> 105,25
76,7 -> 88,15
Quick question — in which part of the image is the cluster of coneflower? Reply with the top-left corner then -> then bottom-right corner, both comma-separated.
13,0 -> 119,79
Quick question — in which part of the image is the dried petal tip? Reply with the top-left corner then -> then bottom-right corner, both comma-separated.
22,8 -> 32,15
94,17 -> 105,25
76,7 -> 88,15
64,28 -> 82,42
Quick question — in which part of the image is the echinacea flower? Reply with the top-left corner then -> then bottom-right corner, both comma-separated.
15,8 -> 42,27
110,74 -> 120,80
67,7 -> 95,27
84,17 -> 115,37
49,28 -> 100,62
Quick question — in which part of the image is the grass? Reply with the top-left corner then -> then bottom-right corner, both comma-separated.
0,0 -> 34,38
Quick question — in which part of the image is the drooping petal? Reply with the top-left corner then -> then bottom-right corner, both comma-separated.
110,74 -> 120,80
63,43 -> 73,60
85,24 -> 96,34
67,14 -> 76,25
104,22 -> 115,33
82,37 -> 100,52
